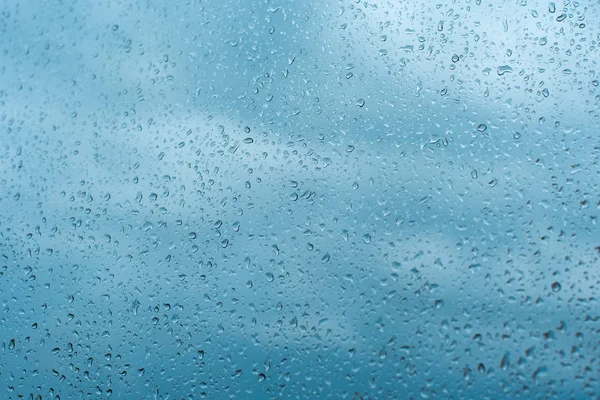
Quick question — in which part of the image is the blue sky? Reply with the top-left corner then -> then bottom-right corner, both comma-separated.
1,0 -> 599,398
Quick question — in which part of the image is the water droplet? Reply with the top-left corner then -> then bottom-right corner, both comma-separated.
551,282 -> 561,292
497,65 -> 513,76
500,353 -> 510,370
468,263 -> 481,271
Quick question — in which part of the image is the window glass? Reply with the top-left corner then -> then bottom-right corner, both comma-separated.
1,0 -> 598,398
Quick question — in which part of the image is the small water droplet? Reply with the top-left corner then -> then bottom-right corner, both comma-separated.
497,65 -> 513,76
500,353 -> 510,370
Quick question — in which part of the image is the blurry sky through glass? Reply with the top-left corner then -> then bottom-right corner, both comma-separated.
1,0 -> 599,398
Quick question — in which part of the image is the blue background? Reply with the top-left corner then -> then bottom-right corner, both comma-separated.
1,0 -> 599,398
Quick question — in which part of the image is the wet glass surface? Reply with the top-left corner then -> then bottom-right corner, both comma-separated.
1,1 -> 599,398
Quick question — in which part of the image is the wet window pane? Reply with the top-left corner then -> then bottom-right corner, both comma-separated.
1,0 -> 599,398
